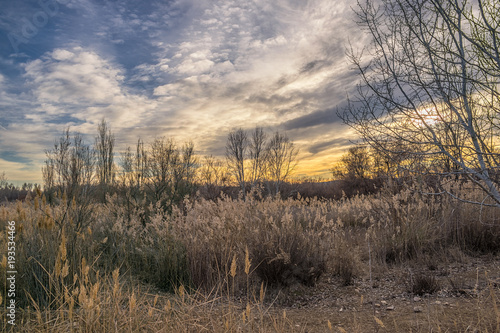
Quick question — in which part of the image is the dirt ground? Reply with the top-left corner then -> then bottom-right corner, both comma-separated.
250,254 -> 500,332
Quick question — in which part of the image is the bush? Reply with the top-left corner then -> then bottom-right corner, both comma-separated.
409,273 -> 440,296
250,226 -> 326,287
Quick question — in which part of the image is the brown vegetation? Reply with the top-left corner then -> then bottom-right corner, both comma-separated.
0,180 -> 499,332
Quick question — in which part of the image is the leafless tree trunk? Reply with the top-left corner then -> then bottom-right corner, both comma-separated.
200,155 -> 229,187
146,137 -> 178,202
69,133 -> 95,197
265,131 -> 298,195
249,127 -> 267,189
226,128 -> 248,198
341,0 -> 500,207
341,145 -> 371,180
43,128 -> 95,199
42,157 -> 55,190
172,141 -> 197,201
119,146 -> 134,187
42,129 -> 95,231
95,119 -> 115,188
136,138 -> 147,188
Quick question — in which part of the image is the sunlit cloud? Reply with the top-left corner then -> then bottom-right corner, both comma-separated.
0,0 -> 367,184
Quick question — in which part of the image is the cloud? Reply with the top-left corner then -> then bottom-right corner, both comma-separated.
0,0 -> 368,183
139,0 -> 364,165
308,137 -> 353,154
176,58 -> 215,75
24,47 -> 124,105
21,47 -> 159,131
0,151 -> 32,165
283,108 -> 339,130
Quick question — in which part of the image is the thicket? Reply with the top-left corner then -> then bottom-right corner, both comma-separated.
2,181 -> 499,297
0,177 -> 499,331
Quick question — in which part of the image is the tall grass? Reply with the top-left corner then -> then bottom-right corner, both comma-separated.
0,181 -> 499,331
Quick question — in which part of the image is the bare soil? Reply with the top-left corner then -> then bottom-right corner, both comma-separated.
254,254 -> 500,332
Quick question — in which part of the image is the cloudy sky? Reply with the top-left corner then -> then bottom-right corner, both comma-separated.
0,0 -> 367,185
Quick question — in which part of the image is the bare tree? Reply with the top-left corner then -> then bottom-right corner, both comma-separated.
249,127 -> 267,188
265,131 -> 298,195
43,128 -> 95,199
42,129 -> 95,232
136,138 -> 147,188
42,158 -> 55,190
44,128 -> 71,190
341,0 -> 500,206
70,133 -> 95,196
172,141 -> 198,201
146,137 -> 178,202
200,155 -> 229,187
332,145 -> 372,180
0,172 -> 8,188
95,119 -> 115,188
225,128 -> 248,197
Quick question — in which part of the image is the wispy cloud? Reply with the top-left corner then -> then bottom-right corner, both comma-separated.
0,0 -> 366,183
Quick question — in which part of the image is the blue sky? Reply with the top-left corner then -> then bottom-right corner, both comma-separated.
0,0 -> 366,184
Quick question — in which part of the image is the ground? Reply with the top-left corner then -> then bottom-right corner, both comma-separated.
231,254 -> 500,332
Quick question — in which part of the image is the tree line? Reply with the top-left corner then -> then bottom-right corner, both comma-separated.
0,172 -> 39,203
39,120 -> 299,210
332,141 -> 474,182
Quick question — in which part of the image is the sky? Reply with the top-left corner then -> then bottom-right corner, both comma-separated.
0,0 -> 367,185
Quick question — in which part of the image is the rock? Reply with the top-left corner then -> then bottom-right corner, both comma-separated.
413,297 -> 421,302
375,303 -> 381,308
386,305 -> 395,311
413,306 -> 423,313
381,300 -> 388,305
434,301 -> 441,305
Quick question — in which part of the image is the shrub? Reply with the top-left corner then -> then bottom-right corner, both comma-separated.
408,273 -> 440,296
250,226 -> 326,287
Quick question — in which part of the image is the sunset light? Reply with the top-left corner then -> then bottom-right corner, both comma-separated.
1,1 -> 500,331
0,0 -> 364,185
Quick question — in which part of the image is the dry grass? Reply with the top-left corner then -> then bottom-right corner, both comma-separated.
0,181 -> 499,332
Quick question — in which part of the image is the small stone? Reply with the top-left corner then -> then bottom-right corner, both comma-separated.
386,305 -> 395,311
375,303 -> 381,308
434,301 -> 441,305
413,297 -> 421,302
413,306 -> 423,313
381,300 -> 388,305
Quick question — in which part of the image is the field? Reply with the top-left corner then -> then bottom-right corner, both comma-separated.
1,181 -> 499,332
